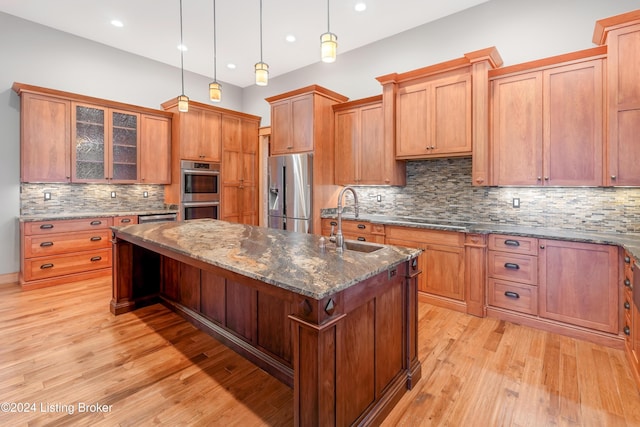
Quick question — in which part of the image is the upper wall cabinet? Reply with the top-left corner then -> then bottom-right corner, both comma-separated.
162,100 -> 222,162
266,85 -> 348,156
594,10 -> 640,186
333,95 -> 405,186
13,83 -> 172,185
376,48 -> 503,170
489,48 -> 606,186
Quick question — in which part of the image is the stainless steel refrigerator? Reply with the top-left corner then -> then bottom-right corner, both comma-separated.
267,153 -> 313,233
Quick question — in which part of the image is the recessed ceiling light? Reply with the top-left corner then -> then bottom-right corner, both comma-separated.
177,44 -> 188,52
355,2 -> 366,12
227,63 -> 236,69
110,19 -> 124,27
285,34 -> 296,43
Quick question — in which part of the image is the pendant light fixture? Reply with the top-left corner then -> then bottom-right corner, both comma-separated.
177,0 -> 189,112
321,0 -> 337,63
209,0 -> 222,102
255,0 -> 269,86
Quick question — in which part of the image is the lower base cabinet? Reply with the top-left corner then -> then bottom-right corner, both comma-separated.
385,226 -> 465,310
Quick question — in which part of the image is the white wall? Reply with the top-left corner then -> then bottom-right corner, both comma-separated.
1,0 -> 639,275
242,0 -> 640,123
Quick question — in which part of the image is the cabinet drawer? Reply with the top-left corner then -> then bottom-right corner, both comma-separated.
23,248 -> 112,281
24,229 -> 111,258
488,251 -> 538,285
114,215 -> 138,226
488,278 -> 538,315
23,217 -> 113,235
385,226 -> 463,247
488,234 -> 539,255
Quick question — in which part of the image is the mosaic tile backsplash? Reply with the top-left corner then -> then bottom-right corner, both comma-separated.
344,158 -> 640,234
21,183 -> 168,215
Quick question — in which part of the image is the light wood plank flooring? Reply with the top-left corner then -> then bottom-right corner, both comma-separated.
1,278 -> 639,426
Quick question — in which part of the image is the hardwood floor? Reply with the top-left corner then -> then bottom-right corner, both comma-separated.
1,278 -> 639,426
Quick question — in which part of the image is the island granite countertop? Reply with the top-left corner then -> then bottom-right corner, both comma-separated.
112,218 -> 421,300
321,212 -> 640,264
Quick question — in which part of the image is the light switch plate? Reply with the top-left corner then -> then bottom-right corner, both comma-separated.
44,192 -> 51,201
512,198 -> 520,208
111,191 -> 116,198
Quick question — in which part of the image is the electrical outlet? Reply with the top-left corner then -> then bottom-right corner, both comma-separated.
111,191 -> 116,198
143,191 -> 149,198
512,198 -> 520,208
377,195 -> 382,202
44,192 -> 51,201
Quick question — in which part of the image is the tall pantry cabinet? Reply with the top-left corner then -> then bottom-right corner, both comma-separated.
593,10 -> 640,186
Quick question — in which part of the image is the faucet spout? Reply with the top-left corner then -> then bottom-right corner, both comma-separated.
335,186 -> 360,253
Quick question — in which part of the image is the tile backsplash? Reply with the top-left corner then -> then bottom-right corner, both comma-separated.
20,183 -> 167,215
348,158 -> 640,234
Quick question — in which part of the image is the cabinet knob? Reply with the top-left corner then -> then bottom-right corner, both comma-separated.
475,177 -> 484,184
544,177 -> 549,181
537,177 -> 542,181
624,326 -> 631,336
540,245 -> 545,249
624,301 -> 631,310
611,175 -> 617,180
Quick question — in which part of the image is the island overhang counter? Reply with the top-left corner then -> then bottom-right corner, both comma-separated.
110,219 -> 422,426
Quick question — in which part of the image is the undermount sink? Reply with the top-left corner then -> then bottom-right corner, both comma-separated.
343,241 -> 384,253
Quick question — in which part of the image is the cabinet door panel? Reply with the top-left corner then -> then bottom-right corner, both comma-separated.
396,83 -> 429,157
359,104 -> 385,184
433,75 -> 471,155
270,100 -> 291,154
73,104 -> 106,182
544,60 -> 603,186
140,115 -> 171,184
20,94 -> 71,183
334,109 -> 357,185
539,240 -> 618,333
202,110 -> 222,162
424,244 -> 465,301
291,95 -> 314,153
491,73 -> 543,185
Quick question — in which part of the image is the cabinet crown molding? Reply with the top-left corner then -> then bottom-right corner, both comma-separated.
593,9 -> 640,45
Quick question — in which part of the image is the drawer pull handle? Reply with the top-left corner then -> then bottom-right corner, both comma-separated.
624,326 -> 631,336
40,263 -> 54,269
357,237 -> 366,241
624,301 -> 631,310
39,224 -> 54,229
120,218 -> 131,223
357,224 -> 366,229
90,256 -> 102,262
504,239 -> 520,247
90,236 -> 102,241
504,263 -> 520,270
330,221 -> 337,226
625,279 -> 631,287
90,220 -> 102,226
40,241 -> 54,247
504,291 -> 520,299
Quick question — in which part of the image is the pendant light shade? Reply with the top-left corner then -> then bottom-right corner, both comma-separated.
255,0 -> 268,86
209,0 -> 222,102
255,62 -> 269,86
321,0 -> 337,63
177,0 -> 189,112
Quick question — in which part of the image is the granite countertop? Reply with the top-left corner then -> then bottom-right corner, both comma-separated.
112,218 -> 421,300
322,213 -> 640,264
19,209 -> 179,222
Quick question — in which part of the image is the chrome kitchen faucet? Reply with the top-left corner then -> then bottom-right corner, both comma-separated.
332,186 -> 359,253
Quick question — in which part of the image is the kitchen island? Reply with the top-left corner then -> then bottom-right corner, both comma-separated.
110,219 -> 422,426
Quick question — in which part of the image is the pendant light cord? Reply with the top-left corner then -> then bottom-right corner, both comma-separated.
327,0 -> 330,33
213,0 -> 217,81
180,0 -> 185,95
259,0 -> 264,62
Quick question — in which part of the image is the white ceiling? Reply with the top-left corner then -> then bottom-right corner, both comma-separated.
0,0 -> 490,88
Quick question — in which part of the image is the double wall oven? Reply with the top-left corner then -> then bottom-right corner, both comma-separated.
180,160 -> 220,220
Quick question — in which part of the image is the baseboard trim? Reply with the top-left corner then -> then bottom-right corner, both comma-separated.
0,272 -> 19,286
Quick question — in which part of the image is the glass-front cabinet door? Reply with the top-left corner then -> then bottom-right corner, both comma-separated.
72,103 -> 139,183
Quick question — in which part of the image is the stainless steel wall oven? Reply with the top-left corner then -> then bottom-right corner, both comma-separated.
180,160 -> 220,220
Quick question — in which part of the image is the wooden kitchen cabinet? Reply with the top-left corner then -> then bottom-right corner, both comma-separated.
20,217 -> 114,290
333,95 -> 405,186
17,92 -> 71,183
139,114 -> 171,184
385,226 -> 465,310
594,11 -> 640,186
172,106 -> 222,162
221,114 -> 260,225
376,47 -> 502,163
539,239 -> 618,334
13,83 -> 172,185
490,48 -> 606,186
269,92 -> 314,154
